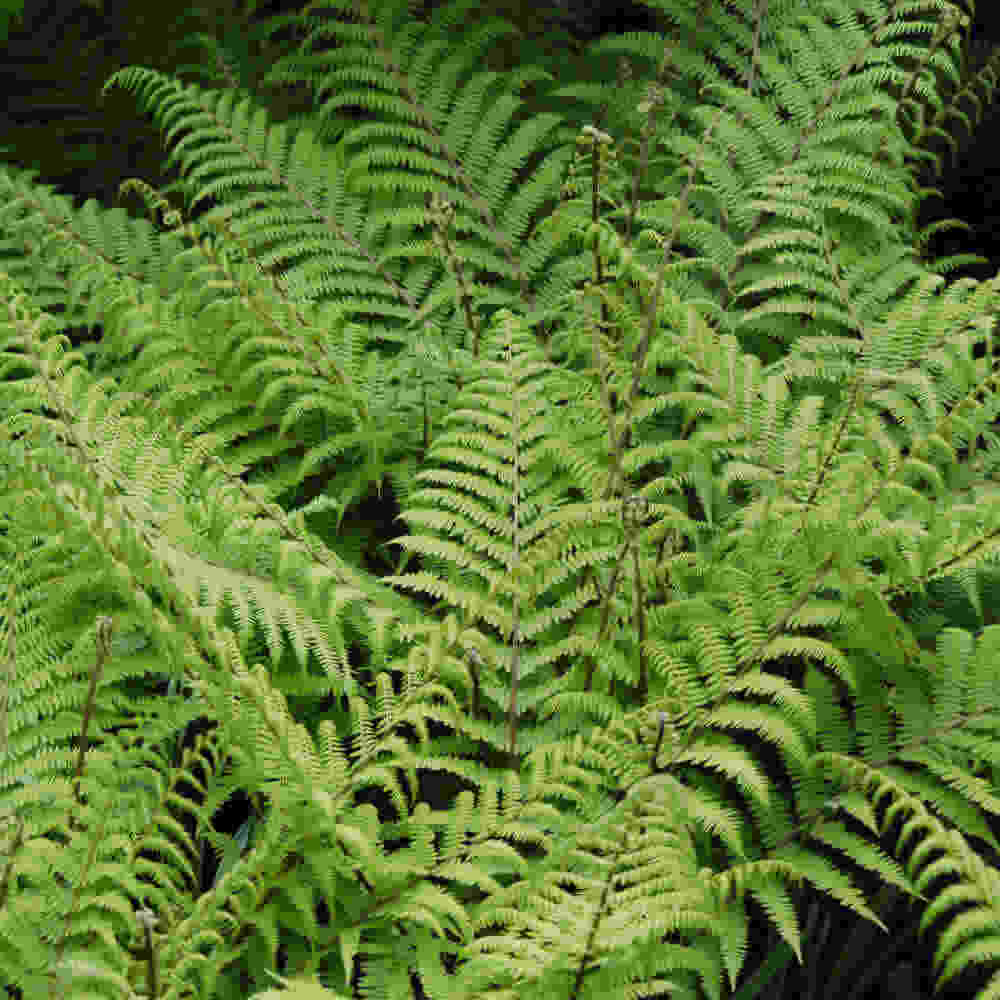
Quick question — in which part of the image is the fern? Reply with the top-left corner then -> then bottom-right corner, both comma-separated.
4,1 -> 1000,999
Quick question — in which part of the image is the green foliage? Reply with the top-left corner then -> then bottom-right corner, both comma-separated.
4,1 -> 1000,999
